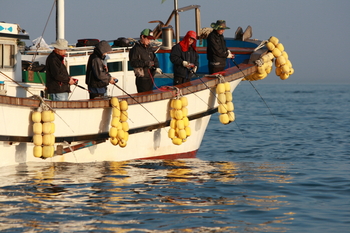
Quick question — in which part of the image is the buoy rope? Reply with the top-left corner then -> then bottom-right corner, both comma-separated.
253,40 -> 268,52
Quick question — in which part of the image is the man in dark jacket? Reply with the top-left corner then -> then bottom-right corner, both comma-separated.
129,29 -> 162,93
46,39 -> 76,101
207,20 -> 234,74
86,40 -> 116,99
170,30 -> 199,85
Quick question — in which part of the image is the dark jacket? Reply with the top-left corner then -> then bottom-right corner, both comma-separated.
206,30 -> 229,66
85,41 -> 112,90
129,41 -> 159,79
45,51 -> 70,94
170,43 -> 199,79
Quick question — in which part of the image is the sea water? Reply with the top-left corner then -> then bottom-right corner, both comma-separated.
0,83 -> 349,232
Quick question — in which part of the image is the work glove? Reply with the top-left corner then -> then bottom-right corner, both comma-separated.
182,61 -> 189,67
227,50 -> 234,59
155,68 -> 162,74
192,66 -> 197,73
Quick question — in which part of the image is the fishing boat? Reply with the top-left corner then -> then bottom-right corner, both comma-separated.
0,1 -> 293,167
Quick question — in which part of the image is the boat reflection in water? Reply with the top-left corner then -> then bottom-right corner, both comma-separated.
0,159 -> 295,232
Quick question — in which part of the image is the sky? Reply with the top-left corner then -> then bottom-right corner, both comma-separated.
1,0 -> 350,84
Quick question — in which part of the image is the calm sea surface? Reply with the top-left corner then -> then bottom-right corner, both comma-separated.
0,83 -> 349,232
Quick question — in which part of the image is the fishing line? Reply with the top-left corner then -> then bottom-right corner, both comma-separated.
113,83 -> 162,126
231,59 -> 283,145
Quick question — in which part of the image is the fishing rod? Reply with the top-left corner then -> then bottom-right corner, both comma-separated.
112,83 -> 162,125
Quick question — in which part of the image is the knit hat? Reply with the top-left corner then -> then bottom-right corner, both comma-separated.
210,20 -> 230,30
51,38 -> 69,50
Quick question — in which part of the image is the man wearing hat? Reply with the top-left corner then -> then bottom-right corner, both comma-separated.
207,20 -> 234,74
46,38 -> 76,101
129,29 -> 162,93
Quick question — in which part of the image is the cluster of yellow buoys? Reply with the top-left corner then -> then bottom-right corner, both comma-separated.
243,36 -> 294,81
109,97 -> 129,147
32,110 -> 55,158
216,82 -> 235,124
168,96 -> 191,145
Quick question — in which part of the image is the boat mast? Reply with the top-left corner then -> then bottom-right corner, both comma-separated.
56,0 -> 65,40
174,0 -> 180,43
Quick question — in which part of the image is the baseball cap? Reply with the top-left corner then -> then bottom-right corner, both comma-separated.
140,29 -> 155,39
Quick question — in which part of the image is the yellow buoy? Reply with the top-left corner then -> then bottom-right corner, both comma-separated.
170,119 -> 176,129
50,111 -> 55,122
111,117 -> 120,128
180,96 -> 188,107
225,92 -> 233,102
173,99 -> 182,110
42,134 -> 52,146
185,126 -> 191,137
217,93 -> 226,104
120,111 -> 128,122
228,111 -> 235,122
174,109 -> 183,120
266,42 -> 275,51
289,67 -> 295,75
178,129 -> 187,139
111,97 -> 119,107
110,137 -> 119,146
117,129 -> 125,139
172,137 -> 182,145
176,119 -> 185,130
122,122 -> 129,132
277,56 -> 286,66
216,83 -> 225,94
120,100 -> 128,111
112,108 -> 121,117
119,139 -> 127,148
224,82 -> 231,92
182,116 -> 189,127
267,52 -> 275,60
226,102 -> 234,112
42,122 -> 52,134
218,104 -> 228,114
286,60 -> 292,68
276,43 -> 284,52
50,123 -> 55,134
281,64 -> 290,74
280,73 -> 289,80
32,111 -> 41,123
168,128 -> 175,139
124,132 -> 129,141
109,127 -> 118,138
33,123 -> 42,135
272,48 -> 282,58
181,107 -> 188,117
281,51 -> 289,60
266,66 -> 272,74
41,110 -> 52,123
219,113 -> 230,125
257,66 -> 266,74
33,145 -> 42,158
275,67 -> 282,76
42,145 -> 54,158
33,134 -> 42,146
51,134 -> 55,145
269,36 -> 279,46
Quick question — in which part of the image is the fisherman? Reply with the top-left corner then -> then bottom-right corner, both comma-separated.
45,38 -> 76,101
129,29 -> 162,93
207,20 -> 234,74
170,30 -> 199,85
85,40 -> 117,99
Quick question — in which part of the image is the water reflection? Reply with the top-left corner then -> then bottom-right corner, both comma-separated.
0,159 -> 294,232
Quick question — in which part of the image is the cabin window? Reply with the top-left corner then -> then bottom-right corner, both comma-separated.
69,65 -> 86,76
127,61 -> 133,71
107,61 -> 122,72
0,44 -> 15,68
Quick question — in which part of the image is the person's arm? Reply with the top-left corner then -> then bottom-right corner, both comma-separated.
91,58 -> 111,85
47,56 -> 70,83
129,45 -> 149,68
170,44 -> 183,66
208,34 -> 227,59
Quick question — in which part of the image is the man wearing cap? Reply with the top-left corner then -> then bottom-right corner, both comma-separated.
46,38 -> 76,101
129,29 -> 162,93
170,30 -> 199,85
86,40 -> 117,99
207,20 -> 234,74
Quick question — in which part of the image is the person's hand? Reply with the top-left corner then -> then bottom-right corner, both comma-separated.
69,77 -> 76,85
227,50 -> 234,59
182,61 -> 189,67
109,77 -> 117,84
156,68 -> 162,74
